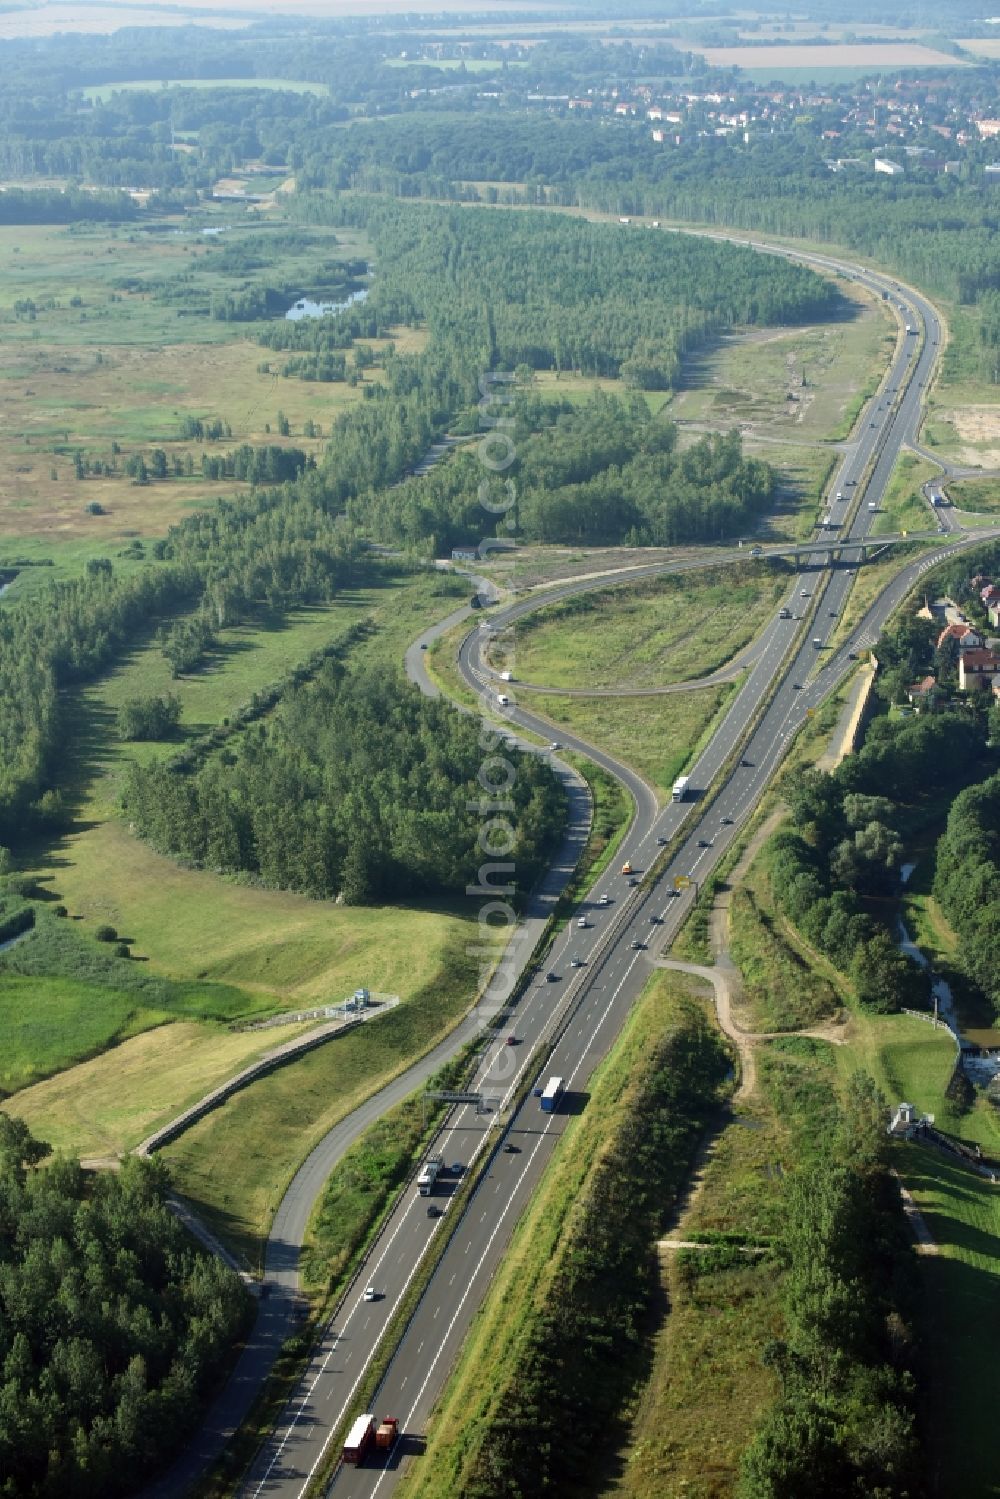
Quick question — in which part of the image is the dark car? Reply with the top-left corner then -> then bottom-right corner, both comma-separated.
427,1204 -> 441,1218
504,1143 -> 520,1154
697,838 -> 711,848
630,939 -> 646,950
656,835 -> 667,845
740,758 -> 753,768
546,970 -> 559,982
533,1086 -> 543,1097
721,816 -> 733,825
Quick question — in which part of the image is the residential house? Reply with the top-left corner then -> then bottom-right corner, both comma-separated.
989,601 -> 1000,631
906,675 -> 940,711
958,648 -> 1000,691
936,622 -> 983,652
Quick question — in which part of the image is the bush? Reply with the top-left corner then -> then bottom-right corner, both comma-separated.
114,941 -> 130,959
94,924 -> 117,943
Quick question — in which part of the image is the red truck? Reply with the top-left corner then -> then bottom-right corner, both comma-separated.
376,1417 -> 399,1451
342,1414 -> 399,1466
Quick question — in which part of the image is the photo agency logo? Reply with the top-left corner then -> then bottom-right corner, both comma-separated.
467,371 -> 523,1082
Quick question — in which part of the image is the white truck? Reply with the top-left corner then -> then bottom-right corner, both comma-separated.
418,1155 -> 444,1196
672,776 -> 690,803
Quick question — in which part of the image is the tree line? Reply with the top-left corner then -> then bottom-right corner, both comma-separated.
0,1117 -> 251,1499
121,661 -> 565,905
934,772 -> 1000,1018
739,1076 -> 921,1499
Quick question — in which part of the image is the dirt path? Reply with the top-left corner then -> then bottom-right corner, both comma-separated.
656,806 -> 848,1101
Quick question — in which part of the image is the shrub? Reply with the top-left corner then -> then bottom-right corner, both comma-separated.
94,924 -> 117,943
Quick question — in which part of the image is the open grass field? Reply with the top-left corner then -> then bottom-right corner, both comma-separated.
0,217 -> 380,546
4,1015 -> 314,1158
508,565 -> 786,691
529,682 -> 737,801
948,476 -> 1000,516
749,441 -> 837,543
29,572 -> 471,981
671,288 -> 892,447
871,451 -> 938,537
0,973 -> 168,1097
532,367 -> 671,414
160,931 -> 486,1269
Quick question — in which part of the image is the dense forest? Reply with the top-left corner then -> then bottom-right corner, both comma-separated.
769,707 -> 991,1014
0,1118 -> 250,1499
376,394 -> 775,548
120,662 -> 565,905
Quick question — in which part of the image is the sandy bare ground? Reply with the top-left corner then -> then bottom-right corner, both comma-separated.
940,406 -> 1000,467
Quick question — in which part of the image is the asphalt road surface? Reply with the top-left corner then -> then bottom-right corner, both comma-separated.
163,236 -> 998,1499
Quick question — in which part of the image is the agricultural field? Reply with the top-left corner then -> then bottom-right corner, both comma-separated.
529,682 -> 737,801
693,42 -> 967,81
507,565 -> 786,691
0,216 -> 378,548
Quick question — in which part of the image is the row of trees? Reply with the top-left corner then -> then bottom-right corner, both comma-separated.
739,1078 -> 921,1498
121,662 -> 565,905
0,1117 -> 251,1499
934,772 -> 1000,1017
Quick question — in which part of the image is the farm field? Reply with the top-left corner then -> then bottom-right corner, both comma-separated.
529,682 -> 737,801
693,42 -> 967,77
507,565 -> 785,691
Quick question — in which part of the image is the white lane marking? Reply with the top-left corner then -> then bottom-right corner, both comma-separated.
366,948 -> 648,1498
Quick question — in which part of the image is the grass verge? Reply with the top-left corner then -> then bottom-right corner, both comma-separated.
405,968 -> 730,1499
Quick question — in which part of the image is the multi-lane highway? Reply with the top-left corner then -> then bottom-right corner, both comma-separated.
224,242 -> 1000,1499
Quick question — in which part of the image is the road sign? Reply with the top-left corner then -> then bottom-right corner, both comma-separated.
673,875 -> 692,890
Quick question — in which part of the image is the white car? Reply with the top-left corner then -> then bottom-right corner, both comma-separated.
577,916 -> 588,928
549,741 -> 562,751
363,1285 -> 379,1302
598,894 -> 610,906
